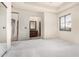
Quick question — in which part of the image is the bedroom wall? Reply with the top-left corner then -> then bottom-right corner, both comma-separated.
58,4 -> 79,43
4,2 -> 11,50
44,12 -> 58,39
12,8 -> 58,40
12,8 -> 43,40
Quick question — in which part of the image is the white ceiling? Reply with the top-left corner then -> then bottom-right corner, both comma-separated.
12,2 -> 78,13
24,2 -> 64,8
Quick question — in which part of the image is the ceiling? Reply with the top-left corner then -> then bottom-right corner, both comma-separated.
12,2 -> 78,13
24,2 -> 65,9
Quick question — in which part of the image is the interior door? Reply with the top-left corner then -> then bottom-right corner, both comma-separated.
0,2 -> 7,56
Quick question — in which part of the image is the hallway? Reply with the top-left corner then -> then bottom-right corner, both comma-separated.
4,39 -> 79,57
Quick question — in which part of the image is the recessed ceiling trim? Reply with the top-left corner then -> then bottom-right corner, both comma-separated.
12,2 -> 78,13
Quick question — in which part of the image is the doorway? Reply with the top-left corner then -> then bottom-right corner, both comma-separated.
11,12 -> 19,41
11,19 -> 19,41
29,16 -> 41,39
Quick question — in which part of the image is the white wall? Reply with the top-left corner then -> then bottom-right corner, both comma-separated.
12,8 -> 59,40
12,8 -> 43,40
58,4 -> 79,43
4,2 -> 11,50
44,12 -> 57,39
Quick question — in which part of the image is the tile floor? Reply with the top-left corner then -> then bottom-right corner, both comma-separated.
4,39 -> 79,57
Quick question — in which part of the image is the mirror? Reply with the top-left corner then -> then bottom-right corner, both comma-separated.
0,2 -> 7,56
30,21 -> 36,30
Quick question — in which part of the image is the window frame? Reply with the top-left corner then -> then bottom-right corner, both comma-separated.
59,13 -> 71,31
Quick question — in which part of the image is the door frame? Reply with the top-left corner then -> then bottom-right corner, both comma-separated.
11,12 -> 19,41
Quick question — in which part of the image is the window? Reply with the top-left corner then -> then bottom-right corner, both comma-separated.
59,14 -> 71,31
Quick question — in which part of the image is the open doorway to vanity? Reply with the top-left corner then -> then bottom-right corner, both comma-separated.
29,16 -> 41,39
